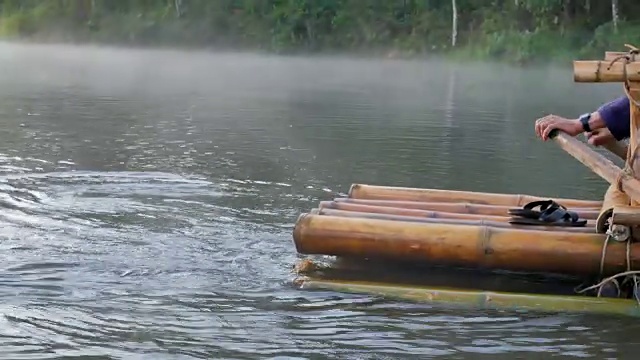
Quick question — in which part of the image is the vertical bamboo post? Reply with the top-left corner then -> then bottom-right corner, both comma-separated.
597,183 -> 631,241
571,47 -> 640,223
622,49 -> 640,239
629,81 -> 640,207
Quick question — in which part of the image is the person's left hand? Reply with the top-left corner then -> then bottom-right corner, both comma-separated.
585,128 -> 616,146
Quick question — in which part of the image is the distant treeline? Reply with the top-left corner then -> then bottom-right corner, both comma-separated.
0,0 -> 639,63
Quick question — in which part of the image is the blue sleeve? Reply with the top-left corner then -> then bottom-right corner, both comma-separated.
598,96 -> 630,140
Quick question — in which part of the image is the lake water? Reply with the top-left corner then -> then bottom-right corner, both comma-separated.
0,42 -> 635,359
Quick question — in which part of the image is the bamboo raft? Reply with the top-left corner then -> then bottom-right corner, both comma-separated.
290,46 -> 640,317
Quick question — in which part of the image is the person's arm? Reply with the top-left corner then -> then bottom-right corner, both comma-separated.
537,96 -> 631,141
596,96 -> 630,140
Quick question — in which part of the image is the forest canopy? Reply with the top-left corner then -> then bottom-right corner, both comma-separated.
0,0 -> 638,63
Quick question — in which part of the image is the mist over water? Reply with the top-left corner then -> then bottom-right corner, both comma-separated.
0,41 -> 634,359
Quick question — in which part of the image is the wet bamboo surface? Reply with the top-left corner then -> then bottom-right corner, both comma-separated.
295,277 -> 640,318
348,184 -> 602,207
293,258 -> 639,317
293,214 -> 638,277
295,257 -> 583,295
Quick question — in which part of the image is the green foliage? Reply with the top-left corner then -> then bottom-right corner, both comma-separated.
0,0 -> 638,63
588,21 -> 640,54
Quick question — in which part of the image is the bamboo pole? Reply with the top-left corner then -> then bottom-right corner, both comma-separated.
605,51 -> 640,62
550,131 -> 640,203
293,258 -> 583,294
347,184 -> 602,207
573,61 -> 640,82
316,208 -> 597,233
293,214 -> 640,276
596,184 -> 631,240
320,201 -> 597,226
597,184 -> 630,227
628,82 -> 640,206
612,206 -> 640,226
332,198 -> 601,218
605,51 -> 625,61
319,201 -> 511,221
294,277 -> 640,318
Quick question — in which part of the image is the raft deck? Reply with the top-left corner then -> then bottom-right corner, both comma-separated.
290,183 -> 640,317
292,184 -> 634,277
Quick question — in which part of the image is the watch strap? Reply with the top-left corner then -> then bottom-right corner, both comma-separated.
579,113 -> 592,132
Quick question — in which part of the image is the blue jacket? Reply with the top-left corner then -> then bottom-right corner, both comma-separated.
599,96 -> 630,140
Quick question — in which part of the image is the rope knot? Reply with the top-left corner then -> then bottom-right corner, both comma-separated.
607,44 -> 640,70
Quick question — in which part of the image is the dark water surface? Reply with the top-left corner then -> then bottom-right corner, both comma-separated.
0,42 -> 637,359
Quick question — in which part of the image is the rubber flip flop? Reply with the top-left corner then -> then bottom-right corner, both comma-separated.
509,206 -> 587,227
508,200 -> 564,219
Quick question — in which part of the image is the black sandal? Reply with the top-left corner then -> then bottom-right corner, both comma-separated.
509,205 -> 587,227
508,200 -> 564,219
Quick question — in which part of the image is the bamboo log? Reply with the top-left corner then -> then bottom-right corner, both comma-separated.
293,258 -> 583,294
550,131 -> 640,203
605,51 -> 625,61
295,277 -> 640,318
573,61 -> 640,82
317,208 -> 597,233
292,214 -> 640,276
319,201 -> 597,226
596,184 -> 631,240
613,206 -> 640,226
319,201 -> 510,221
332,198 -> 601,219
348,184 -> 602,207
605,51 -> 640,62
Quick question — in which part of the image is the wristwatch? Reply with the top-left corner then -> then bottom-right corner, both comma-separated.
579,113 -> 592,132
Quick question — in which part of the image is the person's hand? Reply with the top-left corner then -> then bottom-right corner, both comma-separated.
534,114 -> 583,141
585,128 -> 627,160
585,128 -> 616,146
